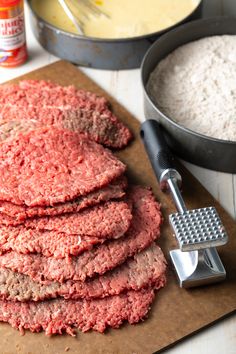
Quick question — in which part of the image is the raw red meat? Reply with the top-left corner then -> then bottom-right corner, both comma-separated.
23,199 -> 132,237
0,126 -> 126,206
0,120 -> 41,143
0,80 -> 132,148
0,226 -> 105,259
0,288 -> 154,336
0,200 -> 132,239
0,175 -> 127,221
0,243 -> 166,301
0,187 -> 162,282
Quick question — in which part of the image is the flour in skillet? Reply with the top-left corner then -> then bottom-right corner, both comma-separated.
147,35 -> 236,141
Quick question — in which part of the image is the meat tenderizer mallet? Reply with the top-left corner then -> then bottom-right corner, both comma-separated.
140,119 -> 228,288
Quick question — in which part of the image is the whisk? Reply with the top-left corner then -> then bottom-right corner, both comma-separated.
58,0 -> 108,35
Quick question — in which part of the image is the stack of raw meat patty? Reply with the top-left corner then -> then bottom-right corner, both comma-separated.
0,81 -> 167,336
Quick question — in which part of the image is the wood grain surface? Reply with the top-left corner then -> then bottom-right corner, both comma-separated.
0,61 -> 235,354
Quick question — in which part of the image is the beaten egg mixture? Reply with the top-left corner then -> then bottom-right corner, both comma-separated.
31,0 -> 200,38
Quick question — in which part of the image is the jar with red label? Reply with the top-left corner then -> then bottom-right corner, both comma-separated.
0,0 -> 27,67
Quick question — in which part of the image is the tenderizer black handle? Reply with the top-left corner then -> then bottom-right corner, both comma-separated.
140,120 -> 181,187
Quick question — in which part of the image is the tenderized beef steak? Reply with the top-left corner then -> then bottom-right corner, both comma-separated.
0,195 -> 132,258
0,80 -> 132,148
0,244 -> 166,301
0,120 -> 41,143
0,126 -> 126,206
0,227 -> 104,259
0,198 -> 132,239
23,199 -> 131,237
0,186 -> 162,282
0,288 -> 155,336
0,175 -> 127,221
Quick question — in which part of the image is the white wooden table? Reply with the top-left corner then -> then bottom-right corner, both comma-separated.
0,1 -> 235,353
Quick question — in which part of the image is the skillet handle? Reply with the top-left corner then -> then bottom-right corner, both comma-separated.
140,120 -> 182,189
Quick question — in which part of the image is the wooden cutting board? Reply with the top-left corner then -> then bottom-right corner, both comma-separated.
0,61 -> 235,354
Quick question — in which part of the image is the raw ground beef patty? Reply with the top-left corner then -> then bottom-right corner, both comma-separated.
0,288 -> 155,336
0,80 -> 132,148
0,126 -> 126,206
0,175 -> 127,221
0,186 -> 162,282
0,244 -> 166,301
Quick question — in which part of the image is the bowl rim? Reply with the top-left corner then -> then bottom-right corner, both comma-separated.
141,16 -> 236,146
26,0 -> 202,43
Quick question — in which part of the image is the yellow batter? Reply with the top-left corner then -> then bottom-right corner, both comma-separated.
31,0 -> 200,39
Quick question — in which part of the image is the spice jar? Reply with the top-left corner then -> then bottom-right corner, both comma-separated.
0,0 -> 27,67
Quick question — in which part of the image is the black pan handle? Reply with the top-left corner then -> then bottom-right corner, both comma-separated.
140,120 -> 182,189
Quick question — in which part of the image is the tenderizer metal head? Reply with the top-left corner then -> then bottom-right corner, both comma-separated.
169,206 -> 227,287
170,207 -> 227,252
140,120 -> 228,288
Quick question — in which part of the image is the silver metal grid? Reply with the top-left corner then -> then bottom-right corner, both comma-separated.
169,207 -> 228,251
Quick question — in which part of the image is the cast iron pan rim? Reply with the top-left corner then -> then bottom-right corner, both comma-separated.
141,16 -> 236,146
27,0 -> 202,43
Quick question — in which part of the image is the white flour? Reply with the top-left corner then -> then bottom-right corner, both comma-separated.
147,35 -> 236,141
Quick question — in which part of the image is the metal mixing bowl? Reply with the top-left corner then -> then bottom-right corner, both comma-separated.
142,17 -> 236,173
26,0 -> 202,70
